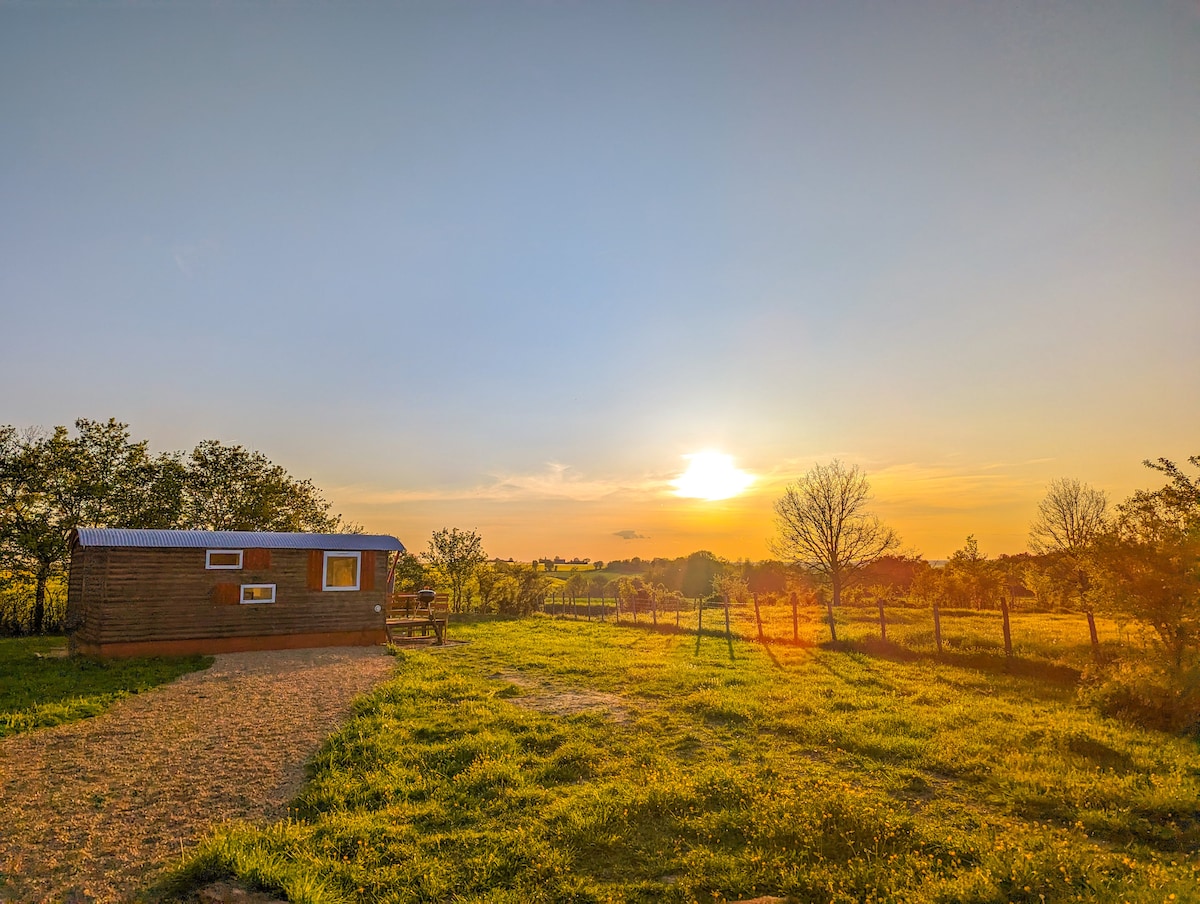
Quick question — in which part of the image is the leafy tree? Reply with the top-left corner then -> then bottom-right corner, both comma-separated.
424,527 -> 487,613
564,572 -> 589,604
1097,456 -> 1199,672
682,550 -> 725,599
0,419 -> 180,633
390,551 -> 428,594
771,460 -> 899,609
482,561 -> 550,616
1029,477 -> 1109,654
944,535 -> 1000,609
180,440 -> 346,532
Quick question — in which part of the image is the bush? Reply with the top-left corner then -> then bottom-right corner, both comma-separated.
1079,657 -> 1200,735
0,574 -> 66,636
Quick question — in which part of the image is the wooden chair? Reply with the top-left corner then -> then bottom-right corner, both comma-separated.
385,590 -> 449,645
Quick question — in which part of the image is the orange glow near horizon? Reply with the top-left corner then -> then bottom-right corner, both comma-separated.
670,451 -> 757,501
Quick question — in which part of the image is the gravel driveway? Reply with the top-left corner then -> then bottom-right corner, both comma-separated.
0,646 -> 396,904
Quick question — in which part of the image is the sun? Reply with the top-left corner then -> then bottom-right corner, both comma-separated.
671,451 -> 756,501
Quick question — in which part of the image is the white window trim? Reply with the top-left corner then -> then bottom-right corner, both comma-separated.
323,551 -> 361,591
240,583 -> 277,604
206,549 -> 243,570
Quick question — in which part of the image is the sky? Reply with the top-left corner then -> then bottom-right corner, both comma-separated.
2,1 -> 1197,562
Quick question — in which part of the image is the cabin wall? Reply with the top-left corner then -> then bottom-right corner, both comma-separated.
69,546 -> 390,655
66,546 -> 108,647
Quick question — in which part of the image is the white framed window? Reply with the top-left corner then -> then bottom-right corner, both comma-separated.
206,549 -> 243,570
240,584 -> 277,604
323,551 -> 361,591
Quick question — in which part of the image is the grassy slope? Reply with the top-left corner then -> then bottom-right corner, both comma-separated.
160,616 -> 1198,904
0,635 -> 212,737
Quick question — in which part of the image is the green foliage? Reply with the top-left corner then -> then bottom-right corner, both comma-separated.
0,571 -> 66,634
0,417 -> 353,635
476,560 -> 552,615
390,552 -> 428,594
0,418 -> 182,632
1079,657 -> 1200,734
157,618 -> 1199,903
424,527 -> 488,613
180,439 -> 349,532
1092,455 -> 1199,701
0,635 -> 211,737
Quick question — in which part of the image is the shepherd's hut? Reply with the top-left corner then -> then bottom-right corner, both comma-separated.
67,528 -> 404,656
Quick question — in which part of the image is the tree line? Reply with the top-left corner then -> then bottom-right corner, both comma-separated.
0,418 -> 351,634
769,457 -> 1200,733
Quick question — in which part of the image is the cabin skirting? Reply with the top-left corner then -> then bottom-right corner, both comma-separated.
72,628 -> 388,658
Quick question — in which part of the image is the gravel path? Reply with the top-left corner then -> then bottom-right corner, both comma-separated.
0,646 -> 396,904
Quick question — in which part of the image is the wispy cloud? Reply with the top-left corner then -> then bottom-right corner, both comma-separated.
335,462 -> 671,505
870,461 -> 1048,511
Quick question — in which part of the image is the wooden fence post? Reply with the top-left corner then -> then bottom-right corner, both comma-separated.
723,593 -> 732,638
878,599 -> 887,643
823,588 -> 837,643
753,593 -> 764,642
790,591 -> 799,643
697,598 -> 703,634
1001,594 -> 1013,659
933,603 -> 943,655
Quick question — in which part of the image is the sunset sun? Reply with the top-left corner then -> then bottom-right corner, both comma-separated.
671,451 -> 756,501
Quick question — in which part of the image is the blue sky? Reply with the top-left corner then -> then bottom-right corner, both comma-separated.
2,2 -> 1197,560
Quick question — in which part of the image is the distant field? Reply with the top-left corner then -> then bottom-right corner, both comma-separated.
161,616 -> 1198,904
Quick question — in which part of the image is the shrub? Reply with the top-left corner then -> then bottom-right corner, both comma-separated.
1079,657 -> 1200,734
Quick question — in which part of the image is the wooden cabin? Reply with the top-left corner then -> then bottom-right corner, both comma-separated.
66,528 -> 405,657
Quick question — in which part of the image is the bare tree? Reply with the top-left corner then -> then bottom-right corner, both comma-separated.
1029,477 -> 1109,655
771,460 -> 899,614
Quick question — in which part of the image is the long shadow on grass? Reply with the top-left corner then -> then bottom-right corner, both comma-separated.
830,637 -> 1081,699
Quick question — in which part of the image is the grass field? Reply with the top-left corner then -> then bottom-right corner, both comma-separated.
0,635 -> 212,737
159,615 -> 1199,904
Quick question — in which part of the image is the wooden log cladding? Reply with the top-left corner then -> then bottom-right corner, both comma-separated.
69,546 -> 391,647
243,548 -> 271,570
361,550 -> 375,591
307,550 -> 323,591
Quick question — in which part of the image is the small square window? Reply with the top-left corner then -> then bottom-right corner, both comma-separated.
323,552 -> 360,591
206,550 -> 243,570
241,584 -> 276,604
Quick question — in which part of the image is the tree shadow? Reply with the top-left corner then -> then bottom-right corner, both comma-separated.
836,637 -> 1082,691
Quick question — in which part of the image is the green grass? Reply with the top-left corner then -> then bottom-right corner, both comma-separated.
154,616 -> 1199,904
0,635 -> 212,737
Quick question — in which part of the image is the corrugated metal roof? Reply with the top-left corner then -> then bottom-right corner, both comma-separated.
72,528 -> 405,552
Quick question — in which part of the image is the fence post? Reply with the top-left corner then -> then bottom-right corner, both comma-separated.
1001,594 -> 1013,659
933,603 -> 943,655
753,593 -> 764,642
723,592 -> 732,638
878,599 -> 887,643
790,591 -> 799,643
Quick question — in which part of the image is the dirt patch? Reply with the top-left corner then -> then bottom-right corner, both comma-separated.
0,646 -> 395,904
489,671 -> 633,723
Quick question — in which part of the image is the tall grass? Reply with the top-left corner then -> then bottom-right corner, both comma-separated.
156,617 -> 1199,904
